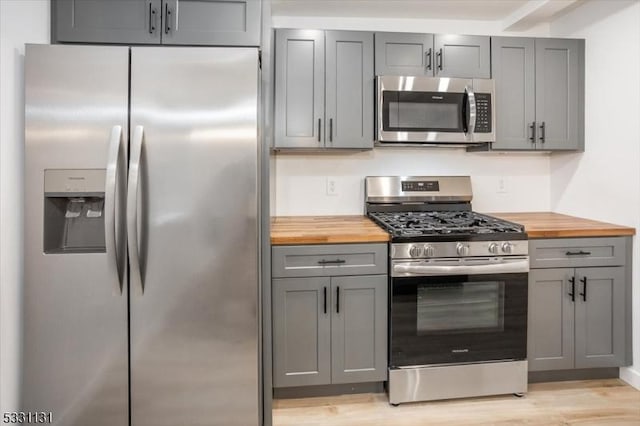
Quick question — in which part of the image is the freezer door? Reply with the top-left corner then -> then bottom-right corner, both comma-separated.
23,44 -> 129,425
130,47 -> 259,426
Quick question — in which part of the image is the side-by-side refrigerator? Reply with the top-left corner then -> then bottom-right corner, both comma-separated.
23,44 -> 261,426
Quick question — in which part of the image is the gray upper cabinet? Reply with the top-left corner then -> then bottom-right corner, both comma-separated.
374,32 -> 434,76
53,0 -> 260,46
325,31 -> 374,149
535,38 -> 584,150
161,0 -> 261,46
274,30 -> 325,148
53,0 -> 161,44
331,275 -> 387,384
374,32 -> 490,78
272,277 -> 331,388
274,29 -> 374,149
491,37 -> 584,151
433,35 -> 490,78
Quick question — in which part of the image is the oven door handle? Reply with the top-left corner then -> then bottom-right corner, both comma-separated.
392,257 -> 529,277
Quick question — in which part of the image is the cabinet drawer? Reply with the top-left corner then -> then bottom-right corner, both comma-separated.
530,237 -> 626,268
272,244 -> 387,278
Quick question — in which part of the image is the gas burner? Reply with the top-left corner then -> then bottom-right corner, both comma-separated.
368,210 -> 525,239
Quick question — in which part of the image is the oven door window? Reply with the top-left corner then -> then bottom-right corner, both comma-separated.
382,91 -> 466,133
391,273 -> 527,367
417,281 -> 504,335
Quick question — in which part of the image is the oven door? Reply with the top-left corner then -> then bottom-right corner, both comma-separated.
377,76 -> 474,144
390,259 -> 528,367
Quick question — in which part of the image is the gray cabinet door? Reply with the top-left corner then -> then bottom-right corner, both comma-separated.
325,31 -> 374,149
53,0 -> 161,44
528,269 -> 575,371
574,267 -> 626,368
330,275 -> 387,384
161,0 -> 260,46
491,37 -> 536,150
272,277 -> 331,387
275,30 -> 325,148
374,32 -> 434,76
535,38 -> 584,151
434,35 -> 490,78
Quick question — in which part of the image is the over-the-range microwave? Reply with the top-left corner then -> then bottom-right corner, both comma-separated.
376,75 -> 495,146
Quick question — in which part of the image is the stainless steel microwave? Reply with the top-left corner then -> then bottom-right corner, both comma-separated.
376,76 -> 495,145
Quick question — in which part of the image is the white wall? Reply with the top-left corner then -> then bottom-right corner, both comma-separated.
548,0 -> 640,389
0,0 -> 49,413
275,150 -> 550,215
270,15 -> 552,216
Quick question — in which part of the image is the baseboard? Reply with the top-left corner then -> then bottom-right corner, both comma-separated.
274,382 -> 384,399
620,367 -> 640,390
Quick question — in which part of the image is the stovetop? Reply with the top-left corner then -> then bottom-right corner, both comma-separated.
368,210 -> 526,240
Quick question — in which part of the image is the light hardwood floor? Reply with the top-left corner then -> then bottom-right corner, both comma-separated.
273,379 -> 640,425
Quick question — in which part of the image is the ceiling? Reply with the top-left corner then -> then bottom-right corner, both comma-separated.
271,0 -> 533,20
271,0 -> 586,31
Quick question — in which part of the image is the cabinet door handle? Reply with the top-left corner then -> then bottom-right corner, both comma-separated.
568,276 -> 576,302
579,276 -> 587,301
437,48 -> 443,71
565,250 -> 591,256
336,286 -> 340,314
323,286 -> 327,314
317,118 -> 322,143
425,48 -> 432,71
318,259 -> 346,265
329,118 -> 333,142
539,121 -> 546,143
149,3 -> 158,34
529,121 -> 536,143
164,3 -> 172,35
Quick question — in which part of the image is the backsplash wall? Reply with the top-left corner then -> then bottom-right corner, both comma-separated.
272,148 -> 550,215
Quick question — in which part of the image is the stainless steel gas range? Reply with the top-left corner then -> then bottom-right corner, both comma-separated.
365,176 -> 529,405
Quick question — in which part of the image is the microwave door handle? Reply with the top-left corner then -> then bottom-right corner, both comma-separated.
466,87 -> 476,135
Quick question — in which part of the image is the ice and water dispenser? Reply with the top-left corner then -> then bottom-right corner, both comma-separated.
44,169 -> 106,253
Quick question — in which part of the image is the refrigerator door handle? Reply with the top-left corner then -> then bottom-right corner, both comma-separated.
128,125 -> 144,294
105,125 -> 124,294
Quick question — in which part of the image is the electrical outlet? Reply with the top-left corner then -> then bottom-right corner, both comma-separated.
497,177 -> 508,194
326,177 -> 339,196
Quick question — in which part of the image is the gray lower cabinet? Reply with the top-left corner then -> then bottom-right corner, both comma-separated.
53,0 -> 260,46
491,37 -> 584,151
272,244 -> 388,388
272,277 -> 331,387
274,29 -> 374,149
528,237 -> 629,372
374,32 -> 490,78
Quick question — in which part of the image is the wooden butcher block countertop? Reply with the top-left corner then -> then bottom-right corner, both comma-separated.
488,212 -> 635,238
271,216 -> 391,245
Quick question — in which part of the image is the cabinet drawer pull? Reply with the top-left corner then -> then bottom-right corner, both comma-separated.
529,121 -> 536,143
437,48 -> 443,71
579,276 -> 587,301
317,259 -> 346,265
565,250 -> 591,256
317,118 -> 322,143
539,121 -> 546,143
149,3 -> 157,34
336,286 -> 340,313
568,276 -> 576,302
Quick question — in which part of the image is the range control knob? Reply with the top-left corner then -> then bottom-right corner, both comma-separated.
423,244 -> 435,257
456,243 -> 470,256
502,242 -> 514,254
409,245 -> 423,258
488,243 -> 499,254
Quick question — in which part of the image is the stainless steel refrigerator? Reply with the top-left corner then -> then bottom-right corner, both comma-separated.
23,44 -> 261,426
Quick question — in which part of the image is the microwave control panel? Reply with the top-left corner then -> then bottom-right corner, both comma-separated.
474,93 -> 492,133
